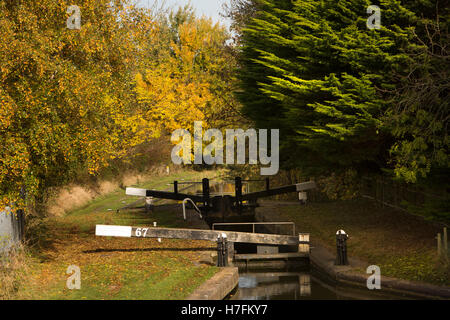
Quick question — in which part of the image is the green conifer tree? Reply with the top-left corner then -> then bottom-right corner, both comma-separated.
237,0 -> 420,175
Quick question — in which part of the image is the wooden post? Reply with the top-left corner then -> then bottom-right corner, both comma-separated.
437,233 -> 442,257
298,233 -> 310,253
145,197 -> 153,213
235,177 -> 242,214
393,181 -> 398,208
174,181 -> 178,195
299,274 -> 311,297
154,222 -> 161,243
223,236 -> 229,267
217,235 -> 224,267
444,227 -> 448,258
202,178 -> 210,208
227,241 -> 235,266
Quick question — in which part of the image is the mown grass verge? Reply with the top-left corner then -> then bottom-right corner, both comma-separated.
2,170 -> 219,300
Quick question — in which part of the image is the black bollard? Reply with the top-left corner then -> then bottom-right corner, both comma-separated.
235,177 -> 242,214
216,234 -> 229,267
217,235 -> 223,267
222,235 -> 228,267
202,178 -> 210,208
335,230 -> 349,265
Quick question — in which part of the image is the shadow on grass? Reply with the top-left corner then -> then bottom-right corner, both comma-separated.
83,247 -> 215,253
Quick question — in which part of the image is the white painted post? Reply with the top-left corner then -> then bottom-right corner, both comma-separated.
296,181 -> 316,192
444,227 -> 448,259
298,192 -> 307,204
154,222 -> 161,243
437,233 -> 442,257
145,197 -> 154,213
298,233 -> 310,253
96,225 -> 132,237
299,274 -> 311,296
126,188 -> 147,197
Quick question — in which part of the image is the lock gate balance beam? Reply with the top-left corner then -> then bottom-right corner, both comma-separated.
95,225 -> 308,247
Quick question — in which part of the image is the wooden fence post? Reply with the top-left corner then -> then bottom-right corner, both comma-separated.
235,177 -> 242,214
173,181 -> 178,195
437,233 -> 442,257
444,227 -> 448,259
437,228 -> 449,259
298,233 -> 310,254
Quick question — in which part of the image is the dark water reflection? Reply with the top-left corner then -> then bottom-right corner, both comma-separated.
231,269 -> 414,300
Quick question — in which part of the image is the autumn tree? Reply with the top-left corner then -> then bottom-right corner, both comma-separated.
0,1 -> 240,216
0,0 -> 155,212
134,5 -> 241,134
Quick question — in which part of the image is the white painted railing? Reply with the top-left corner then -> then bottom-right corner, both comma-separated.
182,198 -> 202,221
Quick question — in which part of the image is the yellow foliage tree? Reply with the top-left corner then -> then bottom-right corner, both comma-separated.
0,0 -> 156,212
134,7 -> 240,135
0,1 -> 239,216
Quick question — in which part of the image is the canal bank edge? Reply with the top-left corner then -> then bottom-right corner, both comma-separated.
310,241 -> 450,299
186,267 -> 239,300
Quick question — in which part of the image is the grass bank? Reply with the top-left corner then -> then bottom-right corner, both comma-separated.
270,198 -> 449,286
3,170 -> 219,300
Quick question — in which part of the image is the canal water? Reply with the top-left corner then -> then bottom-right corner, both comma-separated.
230,268 -> 414,300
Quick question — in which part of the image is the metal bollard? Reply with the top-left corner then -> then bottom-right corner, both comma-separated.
335,230 -> 349,266
222,234 -> 228,267
217,235 -> 223,267
216,233 -> 228,267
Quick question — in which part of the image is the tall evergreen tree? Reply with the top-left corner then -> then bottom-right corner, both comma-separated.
237,0 -> 425,176
385,1 -> 449,183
